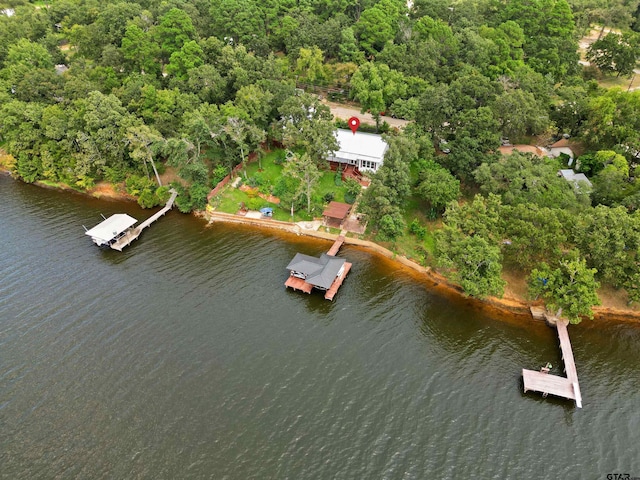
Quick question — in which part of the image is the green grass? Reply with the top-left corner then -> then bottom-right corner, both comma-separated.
316,170 -> 346,203
215,149 -> 352,222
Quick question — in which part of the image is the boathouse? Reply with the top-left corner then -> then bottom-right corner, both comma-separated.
286,253 -> 346,291
285,234 -> 352,300
85,214 -> 137,247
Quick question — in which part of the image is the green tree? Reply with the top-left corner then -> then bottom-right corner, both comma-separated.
360,135 -> 415,238
528,251 -> 601,323
152,8 -> 197,64
278,92 -> 338,165
281,153 -> 321,213
166,40 -> 204,80
295,46 -> 328,86
491,89 -> 550,140
121,24 -> 161,76
350,62 -> 407,130
355,7 -> 395,55
125,124 -> 165,186
436,227 -> 506,298
474,151 -> 582,209
415,159 -> 461,212
587,32 -> 640,77
572,206 -> 640,293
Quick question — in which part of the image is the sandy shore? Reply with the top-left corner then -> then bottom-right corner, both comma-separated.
203,209 -> 640,325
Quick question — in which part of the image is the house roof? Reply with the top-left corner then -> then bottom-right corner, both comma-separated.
322,201 -> 351,220
85,214 -> 137,243
333,129 -> 388,163
286,253 -> 346,290
559,169 -> 592,188
551,138 -> 571,148
498,145 -> 548,157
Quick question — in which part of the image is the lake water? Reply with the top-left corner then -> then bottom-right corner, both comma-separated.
1,174 -> 639,479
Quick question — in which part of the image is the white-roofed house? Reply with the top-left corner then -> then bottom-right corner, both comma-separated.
328,129 -> 389,175
548,138 -> 576,165
558,169 -> 592,192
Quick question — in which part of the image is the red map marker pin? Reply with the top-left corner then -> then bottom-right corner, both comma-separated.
348,116 -> 360,135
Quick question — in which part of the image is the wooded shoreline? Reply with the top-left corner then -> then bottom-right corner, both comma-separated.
3,169 -> 638,325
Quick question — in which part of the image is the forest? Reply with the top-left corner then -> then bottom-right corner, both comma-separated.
1,0 -> 640,321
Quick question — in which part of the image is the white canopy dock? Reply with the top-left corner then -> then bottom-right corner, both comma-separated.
85,214 -> 137,247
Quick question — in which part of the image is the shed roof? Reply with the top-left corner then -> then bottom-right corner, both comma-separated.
286,253 -> 346,290
333,129 -> 388,163
85,214 -> 137,243
322,201 -> 351,220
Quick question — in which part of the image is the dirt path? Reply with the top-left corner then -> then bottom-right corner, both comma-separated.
323,100 -> 411,129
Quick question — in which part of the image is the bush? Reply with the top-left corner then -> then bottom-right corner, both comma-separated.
246,197 -> 263,210
189,183 -> 209,211
409,219 -> 427,240
377,213 -> 406,240
210,165 -> 228,187
323,191 -> 335,203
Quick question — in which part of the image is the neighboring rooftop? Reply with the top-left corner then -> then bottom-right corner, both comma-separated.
559,169 -> 592,188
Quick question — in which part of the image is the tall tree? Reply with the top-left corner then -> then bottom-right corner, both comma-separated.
281,153 -> 321,213
528,251 -> 601,323
278,92 -> 338,165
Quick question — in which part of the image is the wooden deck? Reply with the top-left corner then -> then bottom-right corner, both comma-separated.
522,317 -> 582,408
111,189 -> 177,251
326,235 -> 345,256
324,262 -> 351,301
284,276 -> 313,294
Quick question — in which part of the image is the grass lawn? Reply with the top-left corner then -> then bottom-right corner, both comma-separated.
217,149 -> 352,221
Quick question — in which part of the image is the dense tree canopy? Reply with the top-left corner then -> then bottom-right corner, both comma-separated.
2,0 -> 640,306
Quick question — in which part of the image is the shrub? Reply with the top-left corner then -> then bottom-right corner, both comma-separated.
323,191 -> 335,203
190,183 -> 210,211
409,219 -> 427,240
210,165 -> 228,187
246,197 -> 263,210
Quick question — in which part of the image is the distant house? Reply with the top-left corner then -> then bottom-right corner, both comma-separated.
286,253 -> 346,291
498,145 -> 548,158
558,169 -> 592,189
328,129 -> 389,173
548,138 -> 575,162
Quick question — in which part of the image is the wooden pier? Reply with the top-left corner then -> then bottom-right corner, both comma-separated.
326,235 -> 345,256
110,189 -> 178,251
522,317 -> 582,408
324,262 -> 351,300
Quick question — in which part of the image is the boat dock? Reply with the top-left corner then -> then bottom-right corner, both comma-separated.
522,316 -> 582,408
284,234 -> 351,301
326,235 -> 345,256
110,189 -> 178,251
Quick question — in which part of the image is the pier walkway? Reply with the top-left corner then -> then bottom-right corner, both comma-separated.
326,235 -> 345,256
522,317 -> 582,408
111,189 -> 178,251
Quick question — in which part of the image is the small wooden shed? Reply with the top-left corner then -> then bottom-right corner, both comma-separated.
322,201 -> 351,229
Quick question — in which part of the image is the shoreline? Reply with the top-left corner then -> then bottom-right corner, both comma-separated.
4,169 -> 639,325
202,209 -> 640,325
